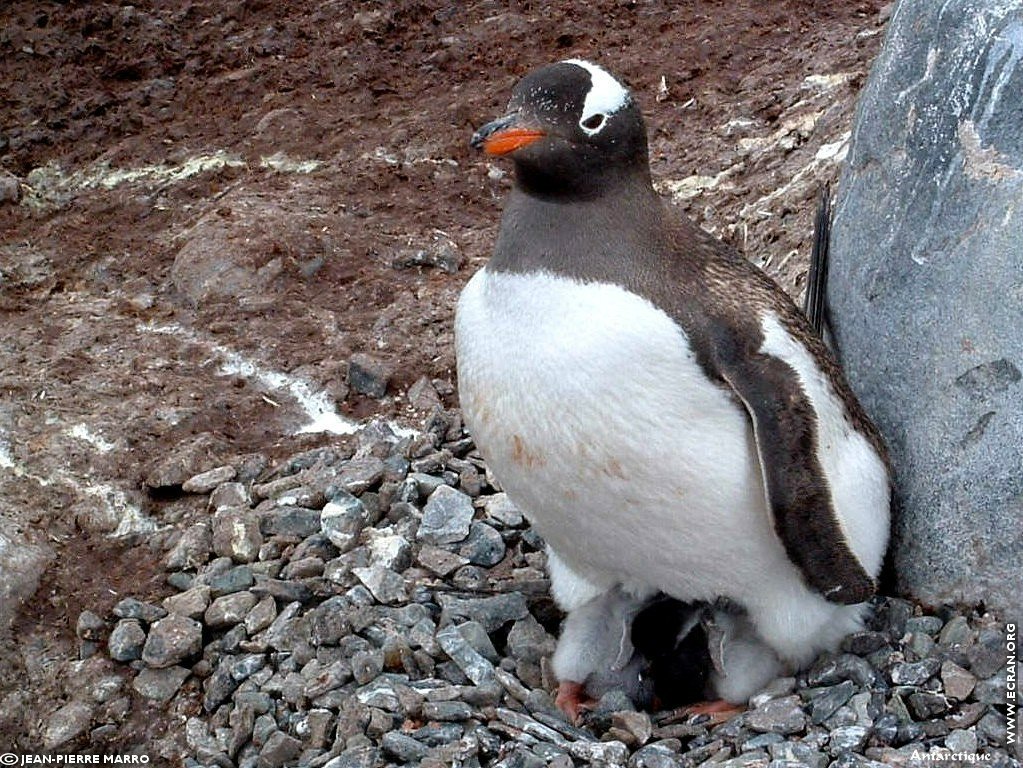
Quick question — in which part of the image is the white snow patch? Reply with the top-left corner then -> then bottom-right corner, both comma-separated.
139,322 -> 359,436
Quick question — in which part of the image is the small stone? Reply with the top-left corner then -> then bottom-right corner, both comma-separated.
209,481 -> 250,510
260,506 -> 321,538
162,585 -> 211,620
207,564 -> 255,596
418,485 -> 475,544
417,545 -> 469,576
872,712 -> 900,745
436,624 -> 497,685
0,171 -> 22,204
568,739 -> 630,764
352,565 -> 407,604
182,465 -> 237,493
251,577 -> 313,604
507,615 -> 553,664
381,731 -> 429,762
945,728 -> 978,754
422,700 -> 473,721
245,594 -> 277,635
348,353 -> 392,398
142,614 -> 203,668
76,610 -> 106,641
749,677 -> 798,708
212,508 -> 263,563
165,523 -> 211,570
841,630 -> 888,655
809,680 -> 856,725
612,710 -> 653,746
258,730 -> 303,768
937,616 -> 972,647
107,618 -> 147,662
321,494 -> 368,551
457,620 -> 500,663
905,615 -> 944,636
112,597 -> 167,623
437,592 -> 528,633
458,521 -> 506,566
368,532 -> 412,571
355,678 -> 401,710
205,591 -> 258,628
281,555 -> 324,578
351,650 -> 385,685
941,660 -> 977,700
890,657 -> 940,686
132,666 -> 190,702
483,493 -> 524,527
907,691 -> 951,719
807,654 -> 876,686
973,669 -> 1008,704
630,743 -> 685,768
906,631 -> 936,659
828,725 -> 870,754
336,456 -> 386,494
966,629 -> 1007,678
42,701 -> 93,750
745,695 -> 808,735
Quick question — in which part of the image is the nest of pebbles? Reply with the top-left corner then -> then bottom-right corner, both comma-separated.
79,410 -> 1019,768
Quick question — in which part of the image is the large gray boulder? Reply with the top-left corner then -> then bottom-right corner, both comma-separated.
830,0 -> 1023,617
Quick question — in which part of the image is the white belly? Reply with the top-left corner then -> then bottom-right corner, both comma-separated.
454,267 -> 805,604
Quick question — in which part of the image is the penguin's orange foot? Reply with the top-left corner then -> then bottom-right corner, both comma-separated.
555,681 -> 598,723
682,699 -> 745,724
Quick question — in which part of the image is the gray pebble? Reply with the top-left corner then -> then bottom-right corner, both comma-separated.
336,455 -> 386,495
807,654 -> 876,687
76,610 -> 106,641
768,741 -> 827,768
368,533 -> 412,571
417,544 -> 469,576
321,493 -> 368,552
905,616 -> 944,636
809,680 -> 856,725
629,743 -> 685,768
163,585 -> 212,620
941,660 -> 977,700
841,631 -> 888,656
890,658 -> 941,686
257,729 -> 303,768
209,481 -> 250,510
112,597 -> 167,623
251,577 -> 313,604
182,465 -> 237,494
945,728 -> 978,754
937,616 -> 973,647
827,725 -> 870,754
907,691 -> 951,719
437,592 -> 528,633
245,594 -> 277,635
436,624 -> 497,685
381,731 -> 429,762
967,629 -> 1007,678
352,565 -> 407,604
260,506 -> 321,538
351,649 -> 385,685
42,701 -> 94,750
212,508 -> 263,563
132,665 -> 190,702
458,521 -> 507,566
205,591 -> 258,628
418,485 -> 475,545
108,618 -> 147,662
422,700 -> 473,721
745,695 -> 808,735
165,523 -> 212,571
206,564 -> 255,597
972,669 -> 1008,705
142,614 -> 203,668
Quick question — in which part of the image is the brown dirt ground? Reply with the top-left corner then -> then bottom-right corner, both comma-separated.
0,0 -> 888,756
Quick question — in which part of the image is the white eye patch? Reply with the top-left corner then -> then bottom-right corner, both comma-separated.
562,59 -> 631,136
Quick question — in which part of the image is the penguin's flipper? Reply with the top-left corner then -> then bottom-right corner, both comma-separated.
803,184 -> 831,338
714,348 -> 876,605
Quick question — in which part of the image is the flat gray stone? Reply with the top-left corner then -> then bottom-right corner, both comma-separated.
831,0 -> 1023,619
108,618 -> 147,662
745,695 -> 808,735
204,590 -> 258,628
212,507 -> 263,563
142,613 -> 203,668
42,701 -> 93,750
182,464 -> 237,493
133,665 -> 190,702
418,485 -> 475,545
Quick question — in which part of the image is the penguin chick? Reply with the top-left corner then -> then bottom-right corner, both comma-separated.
550,584 -> 654,720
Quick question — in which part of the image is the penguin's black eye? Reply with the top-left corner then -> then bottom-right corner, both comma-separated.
581,113 -> 607,131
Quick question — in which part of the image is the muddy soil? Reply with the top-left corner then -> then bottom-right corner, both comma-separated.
0,0 -> 888,754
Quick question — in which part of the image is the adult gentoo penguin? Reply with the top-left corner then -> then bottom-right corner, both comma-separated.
455,60 -> 891,716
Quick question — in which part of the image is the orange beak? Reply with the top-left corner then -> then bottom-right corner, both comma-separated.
471,115 -> 546,156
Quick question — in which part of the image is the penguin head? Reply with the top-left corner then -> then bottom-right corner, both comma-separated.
471,60 -> 649,196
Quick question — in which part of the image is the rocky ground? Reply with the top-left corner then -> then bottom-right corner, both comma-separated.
60,421 -> 1020,767
0,0 -> 1016,765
